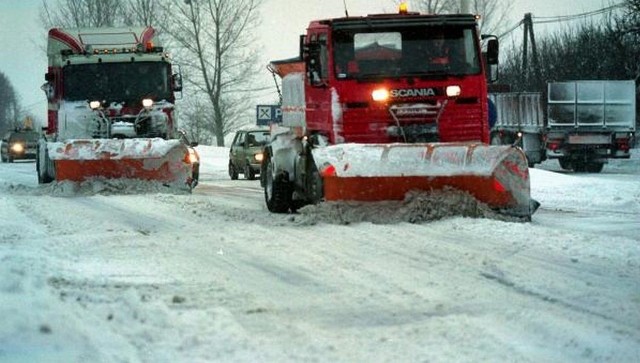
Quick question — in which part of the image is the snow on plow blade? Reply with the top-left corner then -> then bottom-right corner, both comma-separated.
49,138 -> 194,187
312,143 -> 539,219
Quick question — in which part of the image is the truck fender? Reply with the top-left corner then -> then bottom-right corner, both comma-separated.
269,129 -> 302,183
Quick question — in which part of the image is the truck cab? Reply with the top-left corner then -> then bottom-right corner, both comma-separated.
294,13 -> 497,145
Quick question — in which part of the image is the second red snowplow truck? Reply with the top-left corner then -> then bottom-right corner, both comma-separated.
262,6 -> 539,219
39,27 -> 199,189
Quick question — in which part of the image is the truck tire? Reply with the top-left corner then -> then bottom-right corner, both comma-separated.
586,162 -> 604,173
573,161 -> 587,173
228,161 -> 238,180
490,134 -> 502,146
264,154 -> 291,213
36,146 -> 54,184
558,157 -> 573,171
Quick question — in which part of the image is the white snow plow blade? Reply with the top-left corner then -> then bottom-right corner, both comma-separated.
312,142 -> 539,219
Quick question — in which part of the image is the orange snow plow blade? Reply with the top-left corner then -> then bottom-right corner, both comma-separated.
312,143 -> 539,219
49,138 -> 197,188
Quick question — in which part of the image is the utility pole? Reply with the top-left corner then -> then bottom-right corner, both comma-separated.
460,0 -> 470,13
521,13 -> 542,90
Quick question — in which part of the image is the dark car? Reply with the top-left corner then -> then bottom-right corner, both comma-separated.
1,130 -> 39,163
228,128 -> 270,180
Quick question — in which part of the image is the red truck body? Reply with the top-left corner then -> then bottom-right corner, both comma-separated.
38,26 -> 199,188
263,8 -> 537,219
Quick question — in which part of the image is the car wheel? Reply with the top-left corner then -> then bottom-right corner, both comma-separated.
228,161 -> 238,180
244,162 -> 255,180
264,154 -> 291,213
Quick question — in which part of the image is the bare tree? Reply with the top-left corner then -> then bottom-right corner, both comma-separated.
122,0 -> 166,26
40,0 -> 166,28
0,71 -> 20,135
410,0 -> 513,35
413,0 -> 451,14
40,0 -> 124,28
162,0 -> 263,146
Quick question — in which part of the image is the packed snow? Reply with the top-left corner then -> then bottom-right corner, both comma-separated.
0,145 -> 638,362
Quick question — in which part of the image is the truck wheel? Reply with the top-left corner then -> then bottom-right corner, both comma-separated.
244,163 -> 256,180
228,161 -> 238,180
264,155 -> 291,213
586,162 -> 604,173
490,134 -> 502,146
558,158 -> 573,171
573,162 -> 587,173
36,146 -> 54,184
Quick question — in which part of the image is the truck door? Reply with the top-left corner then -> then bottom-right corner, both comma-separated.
305,31 -> 332,137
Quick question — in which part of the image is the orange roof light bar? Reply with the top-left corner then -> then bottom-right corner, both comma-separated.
399,2 -> 408,14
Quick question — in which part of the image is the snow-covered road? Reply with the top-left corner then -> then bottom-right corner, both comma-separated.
0,147 -> 638,362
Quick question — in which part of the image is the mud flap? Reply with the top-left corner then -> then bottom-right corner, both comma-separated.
312,142 -> 539,219
47,138 -> 196,188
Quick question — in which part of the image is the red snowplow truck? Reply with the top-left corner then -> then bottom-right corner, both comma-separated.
262,6 -> 539,219
38,26 -> 199,189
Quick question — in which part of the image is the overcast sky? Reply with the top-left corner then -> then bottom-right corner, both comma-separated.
0,0 -> 624,125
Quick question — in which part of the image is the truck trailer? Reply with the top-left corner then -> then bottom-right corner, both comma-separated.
489,80 -> 636,172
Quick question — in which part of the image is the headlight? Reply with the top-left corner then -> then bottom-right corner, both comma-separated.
89,100 -> 101,109
188,149 -> 199,164
446,85 -> 461,97
142,98 -> 154,109
254,152 -> 264,162
372,88 -> 390,102
11,143 -> 24,153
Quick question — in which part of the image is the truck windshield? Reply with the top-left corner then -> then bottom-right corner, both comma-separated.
10,131 -> 39,142
62,62 -> 172,104
333,26 -> 481,79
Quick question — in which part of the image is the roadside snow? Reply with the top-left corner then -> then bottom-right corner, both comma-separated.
0,146 -> 638,362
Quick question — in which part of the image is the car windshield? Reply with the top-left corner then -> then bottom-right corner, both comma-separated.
62,61 -> 172,104
333,25 -> 481,79
247,131 -> 270,146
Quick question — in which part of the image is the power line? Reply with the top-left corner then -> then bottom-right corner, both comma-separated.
497,20 -> 523,40
532,3 -> 625,24
497,3 -> 626,39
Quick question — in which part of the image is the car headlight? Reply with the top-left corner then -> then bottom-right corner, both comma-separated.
11,143 -> 24,153
254,152 -> 264,162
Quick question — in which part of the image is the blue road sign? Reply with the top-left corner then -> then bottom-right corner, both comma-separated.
256,105 -> 282,126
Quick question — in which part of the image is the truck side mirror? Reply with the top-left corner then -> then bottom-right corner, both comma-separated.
486,38 -> 499,65
172,73 -> 183,92
41,82 -> 54,101
44,72 -> 54,82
